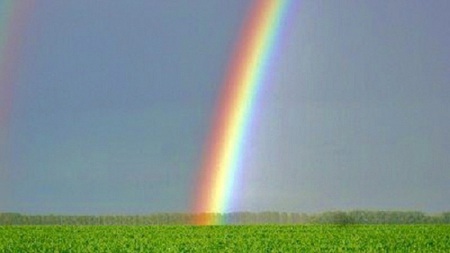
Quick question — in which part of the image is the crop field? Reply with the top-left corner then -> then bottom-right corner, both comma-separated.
1,225 -> 449,252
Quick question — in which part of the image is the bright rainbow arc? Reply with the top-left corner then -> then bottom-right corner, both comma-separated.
192,0 -> 293,225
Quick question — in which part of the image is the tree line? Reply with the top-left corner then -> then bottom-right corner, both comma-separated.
1,211 -> 449,225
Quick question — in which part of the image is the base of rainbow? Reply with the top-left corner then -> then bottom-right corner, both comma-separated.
192,0 -> 294,225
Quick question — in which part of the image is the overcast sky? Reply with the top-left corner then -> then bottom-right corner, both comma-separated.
1,0 -> 449,214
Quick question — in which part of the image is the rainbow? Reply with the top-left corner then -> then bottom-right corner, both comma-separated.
0,0 -> 34,128
192,0 -> 295,225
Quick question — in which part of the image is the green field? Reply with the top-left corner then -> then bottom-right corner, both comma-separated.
1,225 -> 449,252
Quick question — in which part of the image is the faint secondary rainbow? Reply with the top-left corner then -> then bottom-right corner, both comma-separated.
0,0 -> 34,182
192,0 -> 295,225
0,0 -> 34,128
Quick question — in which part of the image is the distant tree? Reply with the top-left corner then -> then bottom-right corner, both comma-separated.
318,211 -> 354,225
442,212 -> 450,223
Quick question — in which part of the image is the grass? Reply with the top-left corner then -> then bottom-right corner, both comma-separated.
1,225 -> 449,252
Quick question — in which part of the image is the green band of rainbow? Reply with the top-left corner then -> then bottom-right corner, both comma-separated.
192,0 -> 294,225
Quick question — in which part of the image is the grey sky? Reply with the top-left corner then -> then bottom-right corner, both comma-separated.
1,0 -> 449,214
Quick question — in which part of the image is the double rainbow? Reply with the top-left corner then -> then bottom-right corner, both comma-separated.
192,0 -> 295,225
1,0 -> 296,222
